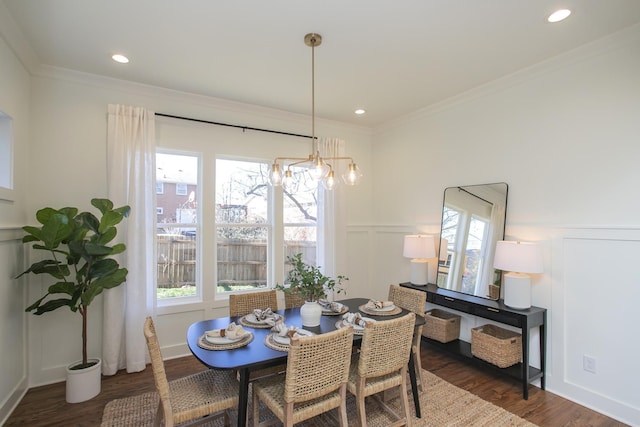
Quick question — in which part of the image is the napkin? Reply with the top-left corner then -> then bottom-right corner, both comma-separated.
342,312 -> 370,327
365,299 -> 394,310
318,299 -> 345,313
270,319 -> 304,338
252,307 -> 279,325
205,322 -> 249,340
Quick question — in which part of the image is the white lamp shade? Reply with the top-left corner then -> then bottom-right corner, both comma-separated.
403,235 -> 436,260
493,241 -> 543,274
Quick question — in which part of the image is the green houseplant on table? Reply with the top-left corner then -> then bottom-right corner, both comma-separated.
16,198 -> 130,403
276,253 -> 347,327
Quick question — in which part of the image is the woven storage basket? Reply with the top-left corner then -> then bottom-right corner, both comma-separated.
423,309 -> 461,343
471,324 -> 522,368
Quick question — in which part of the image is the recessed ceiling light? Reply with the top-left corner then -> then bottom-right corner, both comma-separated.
111,54 -> 129,64
548,9 -> 571,23
354,109 -> 366,115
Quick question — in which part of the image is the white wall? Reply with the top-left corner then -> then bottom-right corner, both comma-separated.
0,29 -> 30,423
369,25 -> 640,425
20,64 -> 374,382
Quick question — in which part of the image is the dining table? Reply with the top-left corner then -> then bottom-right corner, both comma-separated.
186,297 -> 424,427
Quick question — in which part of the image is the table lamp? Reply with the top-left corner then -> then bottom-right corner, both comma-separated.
403,234 -> 436,285
493,240 -> 543,309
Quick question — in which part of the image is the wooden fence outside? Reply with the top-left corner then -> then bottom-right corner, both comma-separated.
157,234 -> 316,290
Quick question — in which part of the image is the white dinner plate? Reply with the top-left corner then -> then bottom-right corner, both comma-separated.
371,304 -> 395,312
246,313 -> 281,324
343,317 -> 376,330
205,334 -> 246,344
272,329 -> 313,345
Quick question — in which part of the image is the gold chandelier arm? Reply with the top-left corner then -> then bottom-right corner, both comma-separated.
273,156 -> 311,164
317,156 -> 355,163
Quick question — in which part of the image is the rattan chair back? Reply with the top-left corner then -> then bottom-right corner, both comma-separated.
143,316 -> 174,423
284,290 -> 307,309
349,312 -> 415,427
388,284 -> 426,316
252,326 -> 354,426
229,289 -> 278,317
358,312 -> 415,378
389,284 -> 427,392
143,316 -> 239,427
285,325 -> 354,403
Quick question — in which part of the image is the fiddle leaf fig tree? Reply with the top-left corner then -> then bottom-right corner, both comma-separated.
17,198 -> 130,369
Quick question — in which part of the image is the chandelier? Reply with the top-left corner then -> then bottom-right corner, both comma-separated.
268,33 -> 363,191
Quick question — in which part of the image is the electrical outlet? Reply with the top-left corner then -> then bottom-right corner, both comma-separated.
583,355 -> 597,373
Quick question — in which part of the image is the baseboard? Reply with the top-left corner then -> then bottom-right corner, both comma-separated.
0,376 -> 28,426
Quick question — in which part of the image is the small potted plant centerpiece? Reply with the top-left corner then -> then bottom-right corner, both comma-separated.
277,253 -> 347,327
16,198 -> 130,403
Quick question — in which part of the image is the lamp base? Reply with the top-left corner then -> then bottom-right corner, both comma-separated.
410,259 -> 429,286
503,273 -> 531,310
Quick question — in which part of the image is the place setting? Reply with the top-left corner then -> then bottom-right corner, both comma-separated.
358,299 -> 402,316
318,299 -> 348,316
335,312 -> 377,335
198,322 -> 254,350
239,307 -> 284,329
264,319 -> 315,351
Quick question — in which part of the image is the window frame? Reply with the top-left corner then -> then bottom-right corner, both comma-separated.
0,112 -> 14,201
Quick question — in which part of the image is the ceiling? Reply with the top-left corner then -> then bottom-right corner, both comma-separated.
2,0 -> 640,128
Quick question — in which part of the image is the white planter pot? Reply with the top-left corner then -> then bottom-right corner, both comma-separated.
66,358 -> 102,403
300,301 -> 322,327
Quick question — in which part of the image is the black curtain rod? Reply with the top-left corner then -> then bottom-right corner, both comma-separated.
155,112 -> 313,140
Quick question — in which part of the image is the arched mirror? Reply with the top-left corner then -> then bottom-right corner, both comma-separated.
437,183 -> 508,300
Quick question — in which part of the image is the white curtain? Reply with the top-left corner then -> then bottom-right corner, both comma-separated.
317,137 -> 345,283
103,104 -> 156,375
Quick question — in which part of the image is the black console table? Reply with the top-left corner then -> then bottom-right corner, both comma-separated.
400,282 -> 546,399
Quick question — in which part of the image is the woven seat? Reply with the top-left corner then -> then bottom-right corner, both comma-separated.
252,326 -> 354,427
143,317 -> 239,427
348,312 -> 415,427
229,289 -> 278,317
388,284 -> 427,392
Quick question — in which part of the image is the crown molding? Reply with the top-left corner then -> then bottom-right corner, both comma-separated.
377,23 -> 640,133
0,2 -> 39,72
31,64 -> 373,137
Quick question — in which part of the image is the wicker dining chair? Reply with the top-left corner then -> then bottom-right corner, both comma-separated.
283,290 -> 307,309
228,289 -> 285,381
388,284 -> 427,392
143,317 -> 239,427
347,312 -> 415,427
252,326 -> 354,427
229,289 -> 279,317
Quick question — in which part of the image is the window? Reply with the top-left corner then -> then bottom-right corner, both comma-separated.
282,165 -> 318,280
156,152 -> 199,300
156,182 -> 164,194
155,151 -> 321,303
154,119 -> 329,306
215,159 -> 319,294
0,112 -> 14,201
216,159 -> 271,293
176,183 -> 188,196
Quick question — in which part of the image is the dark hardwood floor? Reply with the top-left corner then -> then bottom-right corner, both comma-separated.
5,342 -> 626,426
